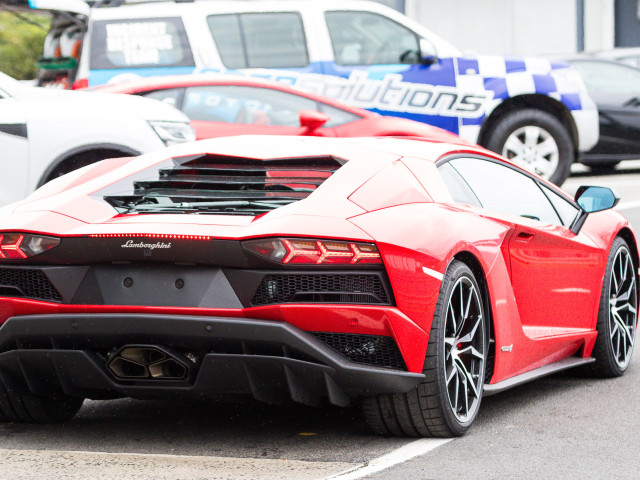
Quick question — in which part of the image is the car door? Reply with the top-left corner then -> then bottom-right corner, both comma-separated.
570,60 -> 640,158
320,10 -> 462,133
0,82 -> 29,205
442,156 -> 602,331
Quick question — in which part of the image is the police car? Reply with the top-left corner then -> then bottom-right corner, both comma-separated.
23,0 -> 599,185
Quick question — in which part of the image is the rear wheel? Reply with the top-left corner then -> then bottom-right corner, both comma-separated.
362,260 -> 486,437
591,237 -> 637,377
0,373 -> 83,423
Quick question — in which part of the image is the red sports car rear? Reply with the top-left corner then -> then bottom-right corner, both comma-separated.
0,136 -> 635,436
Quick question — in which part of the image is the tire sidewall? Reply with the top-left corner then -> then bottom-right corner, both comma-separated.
485,109 -> 574,186
595,237 -> 637,376
430,260 -> 486,435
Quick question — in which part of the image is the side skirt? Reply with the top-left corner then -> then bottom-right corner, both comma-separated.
483,357 -> 595,397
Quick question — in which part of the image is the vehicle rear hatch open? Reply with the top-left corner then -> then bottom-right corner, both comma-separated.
2,0 -> 89,88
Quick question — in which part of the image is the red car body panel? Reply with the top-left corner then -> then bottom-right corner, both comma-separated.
0,136 -> 635,391
93,74 -> 469,144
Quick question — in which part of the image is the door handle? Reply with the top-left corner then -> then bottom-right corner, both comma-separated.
515,231 -> 535,242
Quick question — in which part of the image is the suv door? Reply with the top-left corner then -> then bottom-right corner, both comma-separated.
321,10 -> 463,133
0,82 -> 28,205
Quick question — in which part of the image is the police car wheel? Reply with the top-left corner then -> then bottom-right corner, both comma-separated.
485,108 -> 574,186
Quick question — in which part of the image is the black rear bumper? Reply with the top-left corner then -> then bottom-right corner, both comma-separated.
0,314 -> 424,406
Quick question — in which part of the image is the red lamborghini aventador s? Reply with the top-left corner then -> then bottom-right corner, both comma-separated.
0,136 -> 635,437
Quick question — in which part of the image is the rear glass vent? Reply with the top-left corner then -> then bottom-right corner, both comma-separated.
103,153 -> 343,215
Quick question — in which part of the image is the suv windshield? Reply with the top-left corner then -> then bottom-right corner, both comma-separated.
90,17 -> 194,69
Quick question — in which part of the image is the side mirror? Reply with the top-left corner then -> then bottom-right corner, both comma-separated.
574,186 -> 619,213
570,186 -> 620,234
299,110 -> 330,130
419,38 -> 438,65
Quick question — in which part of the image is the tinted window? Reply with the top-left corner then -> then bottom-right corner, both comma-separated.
91,18 -> 194,69
437,162 -> 482,207
540,186 -> 580,227
141,87 -> 184,108
317,103 -> 362,127
325,11 -> 420,66
569,59 -> 640,93
207,13 -> 308,69
206,15 -> 245,70
182,85 -> 317,126
448,157 -> 562,225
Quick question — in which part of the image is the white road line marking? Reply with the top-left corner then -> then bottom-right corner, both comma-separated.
323,438 -> 452,480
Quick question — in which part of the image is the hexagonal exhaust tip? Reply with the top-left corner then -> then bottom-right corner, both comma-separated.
107,345 -> 190,380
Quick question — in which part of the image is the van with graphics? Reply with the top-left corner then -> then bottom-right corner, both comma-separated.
21,0 -> 599,185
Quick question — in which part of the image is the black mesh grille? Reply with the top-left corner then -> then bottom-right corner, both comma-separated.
251,273 -> 390,306
0,268 -> 61,302
312,333 -> 406,370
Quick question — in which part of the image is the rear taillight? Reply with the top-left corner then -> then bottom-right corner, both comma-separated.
0,233 -> 60,259
242,238 -> 382,265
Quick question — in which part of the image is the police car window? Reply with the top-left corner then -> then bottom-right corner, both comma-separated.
325,11 -> 420,66
90,18 -> 194,70
206,15 -> 245,70
316,103 -> 362,127
540,185 -> 580,227
207,13 -> 308,69
182,85 -> 317,126
140,88 -> 184,109
449,157 -> 562,225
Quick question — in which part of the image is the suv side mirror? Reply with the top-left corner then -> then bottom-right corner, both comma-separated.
574,186 -> 619,213
419,38 -> 438,65
570,186 -> 620,234
299,110 -> 330,130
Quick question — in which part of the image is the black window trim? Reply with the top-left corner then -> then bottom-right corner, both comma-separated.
207,11 -> 310,69
436,153 -> 581,231
324,9 -> 421,66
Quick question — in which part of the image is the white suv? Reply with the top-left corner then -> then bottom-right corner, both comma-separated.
0,71 -> 194,206
22,0 -> 598,185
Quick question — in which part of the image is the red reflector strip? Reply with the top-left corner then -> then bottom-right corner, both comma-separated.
0,235 -> 4,259
88,234 -> 211,240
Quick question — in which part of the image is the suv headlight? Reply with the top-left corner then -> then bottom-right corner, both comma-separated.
149,121 -> 196,145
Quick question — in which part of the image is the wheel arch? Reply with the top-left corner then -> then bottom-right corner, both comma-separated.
478,94 -> 579,153
38,143 -> 141,188
617,227 -> 639,269
453,250 -> 496,383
